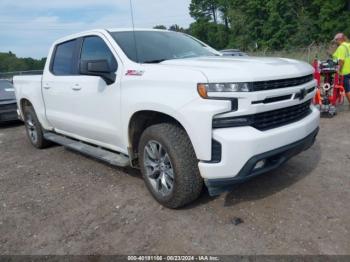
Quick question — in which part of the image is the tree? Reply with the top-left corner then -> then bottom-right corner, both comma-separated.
0,52 -> 46,73
311,0 -> 350,41
168,24 -> 187,33
190,0 -> 220,24
218,0 -> 230,29
189,19 -> 211,44
223,0 -> 350,51
189,19 -> 229,50
153,25 -> 167,30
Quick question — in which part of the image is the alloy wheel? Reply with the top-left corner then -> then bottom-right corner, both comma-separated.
143,140 -> 175,196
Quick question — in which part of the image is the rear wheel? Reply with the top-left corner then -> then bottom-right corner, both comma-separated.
138,123 -> 203,208
23,106 -> 51,149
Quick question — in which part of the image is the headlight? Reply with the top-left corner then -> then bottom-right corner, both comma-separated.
197,82 -> 251,98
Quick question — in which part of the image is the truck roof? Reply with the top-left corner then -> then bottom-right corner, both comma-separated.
108,28 -> 169,32
54,28 -> 170,45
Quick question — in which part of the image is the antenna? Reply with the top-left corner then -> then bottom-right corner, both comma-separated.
129,0 -> 139,63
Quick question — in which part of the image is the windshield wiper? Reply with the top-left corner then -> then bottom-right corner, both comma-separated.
142,59 -> 167,64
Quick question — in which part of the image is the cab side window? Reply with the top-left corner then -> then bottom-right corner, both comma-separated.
52,39 -> 78,75
80,36 -> 118,72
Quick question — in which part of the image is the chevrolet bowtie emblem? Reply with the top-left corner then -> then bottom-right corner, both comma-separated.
297,88 -> 307,100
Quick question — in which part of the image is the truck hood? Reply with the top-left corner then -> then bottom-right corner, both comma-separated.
161,56 -> 314,82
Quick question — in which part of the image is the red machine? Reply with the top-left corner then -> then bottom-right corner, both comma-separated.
313,59 -> 345,117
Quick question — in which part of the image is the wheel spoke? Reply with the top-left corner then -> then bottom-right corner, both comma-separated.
159,173 -> 171,195
26,120 -> 34,129
149,167 -> 160,179
160,142 -> 169,160
25,114 -> 38,144
161,173 -> 168,188
145,144 -> 157,159
151,142 -> 161,160
156,177 -> 162,191
165,169 -> 174,180
163,153 -> 171,164
164,172 -> 174,186
144,159 -> 158,169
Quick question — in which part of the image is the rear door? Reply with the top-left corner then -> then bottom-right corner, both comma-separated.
42,38 -> 81,133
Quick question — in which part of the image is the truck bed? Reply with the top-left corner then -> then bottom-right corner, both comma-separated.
13,75 -> 43,119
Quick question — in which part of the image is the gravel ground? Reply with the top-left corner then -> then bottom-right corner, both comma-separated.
0,106 -> 349,255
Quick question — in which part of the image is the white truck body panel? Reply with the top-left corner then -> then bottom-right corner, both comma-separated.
14,75 -> 49,126
199,106 -> 319,179
14,29 -> 320,183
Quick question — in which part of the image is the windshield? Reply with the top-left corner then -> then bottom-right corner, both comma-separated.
110,31 -> 216,63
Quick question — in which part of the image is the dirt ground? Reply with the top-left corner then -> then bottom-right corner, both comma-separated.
0,106 -> 349,255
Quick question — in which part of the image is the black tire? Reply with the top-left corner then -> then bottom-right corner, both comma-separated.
23,105 -> 51,149
138,123 -> 203,208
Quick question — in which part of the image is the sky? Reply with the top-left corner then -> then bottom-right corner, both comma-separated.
0,0 -> 194,58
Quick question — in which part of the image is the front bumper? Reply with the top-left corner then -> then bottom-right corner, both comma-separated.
199,106 -> 320,195
0,103 -> 19,122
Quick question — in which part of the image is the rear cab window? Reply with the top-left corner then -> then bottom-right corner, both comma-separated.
51,39 -> 79,75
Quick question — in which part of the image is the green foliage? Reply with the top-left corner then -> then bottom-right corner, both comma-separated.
3,1 -> 350,68
153,24 -> 188,33
189,0 -> 220,23
168,24 -> 188,33
188,0 -> 350,51
189,20 -> 228,49
0,52 -> 45,73
153,25 -> 167,30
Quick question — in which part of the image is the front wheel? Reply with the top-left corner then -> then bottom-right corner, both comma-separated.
138,123 -> 203,209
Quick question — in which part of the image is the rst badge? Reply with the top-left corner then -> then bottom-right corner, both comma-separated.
125,70 -> 144,76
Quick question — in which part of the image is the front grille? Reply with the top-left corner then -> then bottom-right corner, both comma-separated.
252,100 -> 312,130
252,94 -> 293,104
213,100 -> 312,131
294,86 -> 316,100
251,75 -> 314,91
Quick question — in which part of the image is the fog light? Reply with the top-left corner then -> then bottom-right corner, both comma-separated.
254,160 -> 266,170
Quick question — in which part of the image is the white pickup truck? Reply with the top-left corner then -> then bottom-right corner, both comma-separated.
14,29 -> 320,208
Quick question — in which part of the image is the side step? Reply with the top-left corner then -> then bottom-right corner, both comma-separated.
44,132 -> 130,167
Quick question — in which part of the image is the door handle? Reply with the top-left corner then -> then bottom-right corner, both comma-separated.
43,84 -> 51,89
72,84 -> 81,91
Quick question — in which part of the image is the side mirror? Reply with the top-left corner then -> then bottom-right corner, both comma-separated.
80,60 -> 116,85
